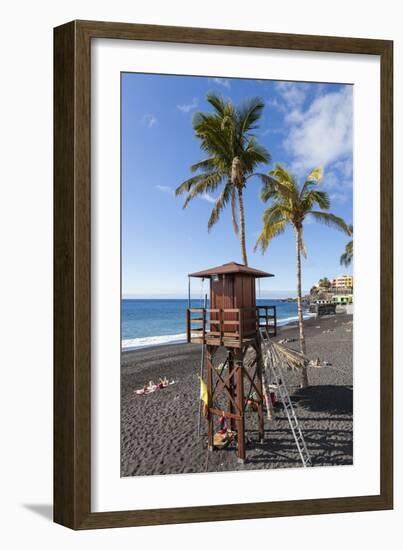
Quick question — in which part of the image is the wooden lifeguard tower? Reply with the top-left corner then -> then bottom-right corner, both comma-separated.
187,262 -> 276,463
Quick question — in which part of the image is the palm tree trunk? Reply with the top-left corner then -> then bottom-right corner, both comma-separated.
237,187 -> 248,266
295,226 -> 308,387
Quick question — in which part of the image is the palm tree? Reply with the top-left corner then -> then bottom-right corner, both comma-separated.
340,225 -> 353,267
318,277 -> 331,289
255,165 -> 351,387
176,93 -> 271,265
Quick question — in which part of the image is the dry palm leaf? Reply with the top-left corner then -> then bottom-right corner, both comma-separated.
269,340 -> 308,371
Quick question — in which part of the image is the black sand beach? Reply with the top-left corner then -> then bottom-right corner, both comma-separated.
121,313 -> 353,476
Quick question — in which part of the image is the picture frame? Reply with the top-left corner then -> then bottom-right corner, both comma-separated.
54,19 -> 393,529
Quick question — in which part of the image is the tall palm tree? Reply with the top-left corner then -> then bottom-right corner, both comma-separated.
340,225 -> 353,267
175,93 -> 271,265
255,165 -> 351,387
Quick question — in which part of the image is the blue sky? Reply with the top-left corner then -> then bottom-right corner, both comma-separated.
122,73 -> 353,298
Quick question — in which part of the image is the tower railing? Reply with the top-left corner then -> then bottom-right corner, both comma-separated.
187,305 -> 276,347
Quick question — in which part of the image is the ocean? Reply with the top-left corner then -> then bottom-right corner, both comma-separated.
122,299 -> 312,351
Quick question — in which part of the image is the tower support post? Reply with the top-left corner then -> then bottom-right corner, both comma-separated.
234,350 -> 246,463
255,345 -> 265,443
205,341 -> 266,462
206,345 -> 214,452
227,350 -> 236,432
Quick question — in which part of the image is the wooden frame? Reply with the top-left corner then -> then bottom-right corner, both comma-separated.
54,19 -> 393,529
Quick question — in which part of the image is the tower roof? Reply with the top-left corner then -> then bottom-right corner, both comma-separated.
189,261 -> 274,279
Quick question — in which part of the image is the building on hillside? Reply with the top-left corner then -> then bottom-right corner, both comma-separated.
330,275 -> 353,289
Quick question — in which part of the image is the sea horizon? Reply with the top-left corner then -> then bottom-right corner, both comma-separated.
122,291 -> 308,300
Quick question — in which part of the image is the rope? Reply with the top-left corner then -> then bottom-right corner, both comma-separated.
200,277 -> 204,308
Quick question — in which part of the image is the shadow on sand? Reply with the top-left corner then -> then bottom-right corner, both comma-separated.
241,429 -> 353,467
292,385 -> 353,415
231,385 -> 354,468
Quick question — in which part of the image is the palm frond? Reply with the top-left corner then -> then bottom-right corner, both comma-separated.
300,167 -> 323,197
271,341 -> 308,371
176,173 -> 210,196
180,172 -> 224,207
269,165 -> 297,187
254,218 -> 286,252
268,166 -> 299,201
340,233 -> 353,266
306,167 -> 323,183
242,138 -> 271,168
190,157 -> 218,173
262,204 -> 291,225
340,250 -> 353,267
193,117 -> 234,163
302,189 -> 330,211
236,96 -> 265,134
258,173 -> 296,202
207,182 -> 232,230
206,93 -> 231,117
308,211 -> 351,234
254,173 -> 279,199
192,112 -> 209,131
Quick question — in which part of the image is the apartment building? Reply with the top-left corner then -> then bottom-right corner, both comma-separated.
331,275 -> 353,289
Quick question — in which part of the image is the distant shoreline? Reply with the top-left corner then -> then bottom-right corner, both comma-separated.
122,295 -> 305,300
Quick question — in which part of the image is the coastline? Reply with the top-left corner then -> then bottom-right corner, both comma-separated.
121,312 -> 353,476
121,311 -> 316,352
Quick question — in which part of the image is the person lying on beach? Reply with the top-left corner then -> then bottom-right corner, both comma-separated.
134,377 -> 175,395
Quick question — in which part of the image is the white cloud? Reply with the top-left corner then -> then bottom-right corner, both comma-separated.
283,87 -> 353,173
177,97 -> 199,113
156,185 -> 174,196
208,77 -> 231,89
276,81 -> 309,108
142,114 -> 157,128
201,193 -> 216,204
266,82 -> 310,123
266,97 -> 286,113
156,185 -> 216,204
284,109 -> 305,125
321,162 -> 353,205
